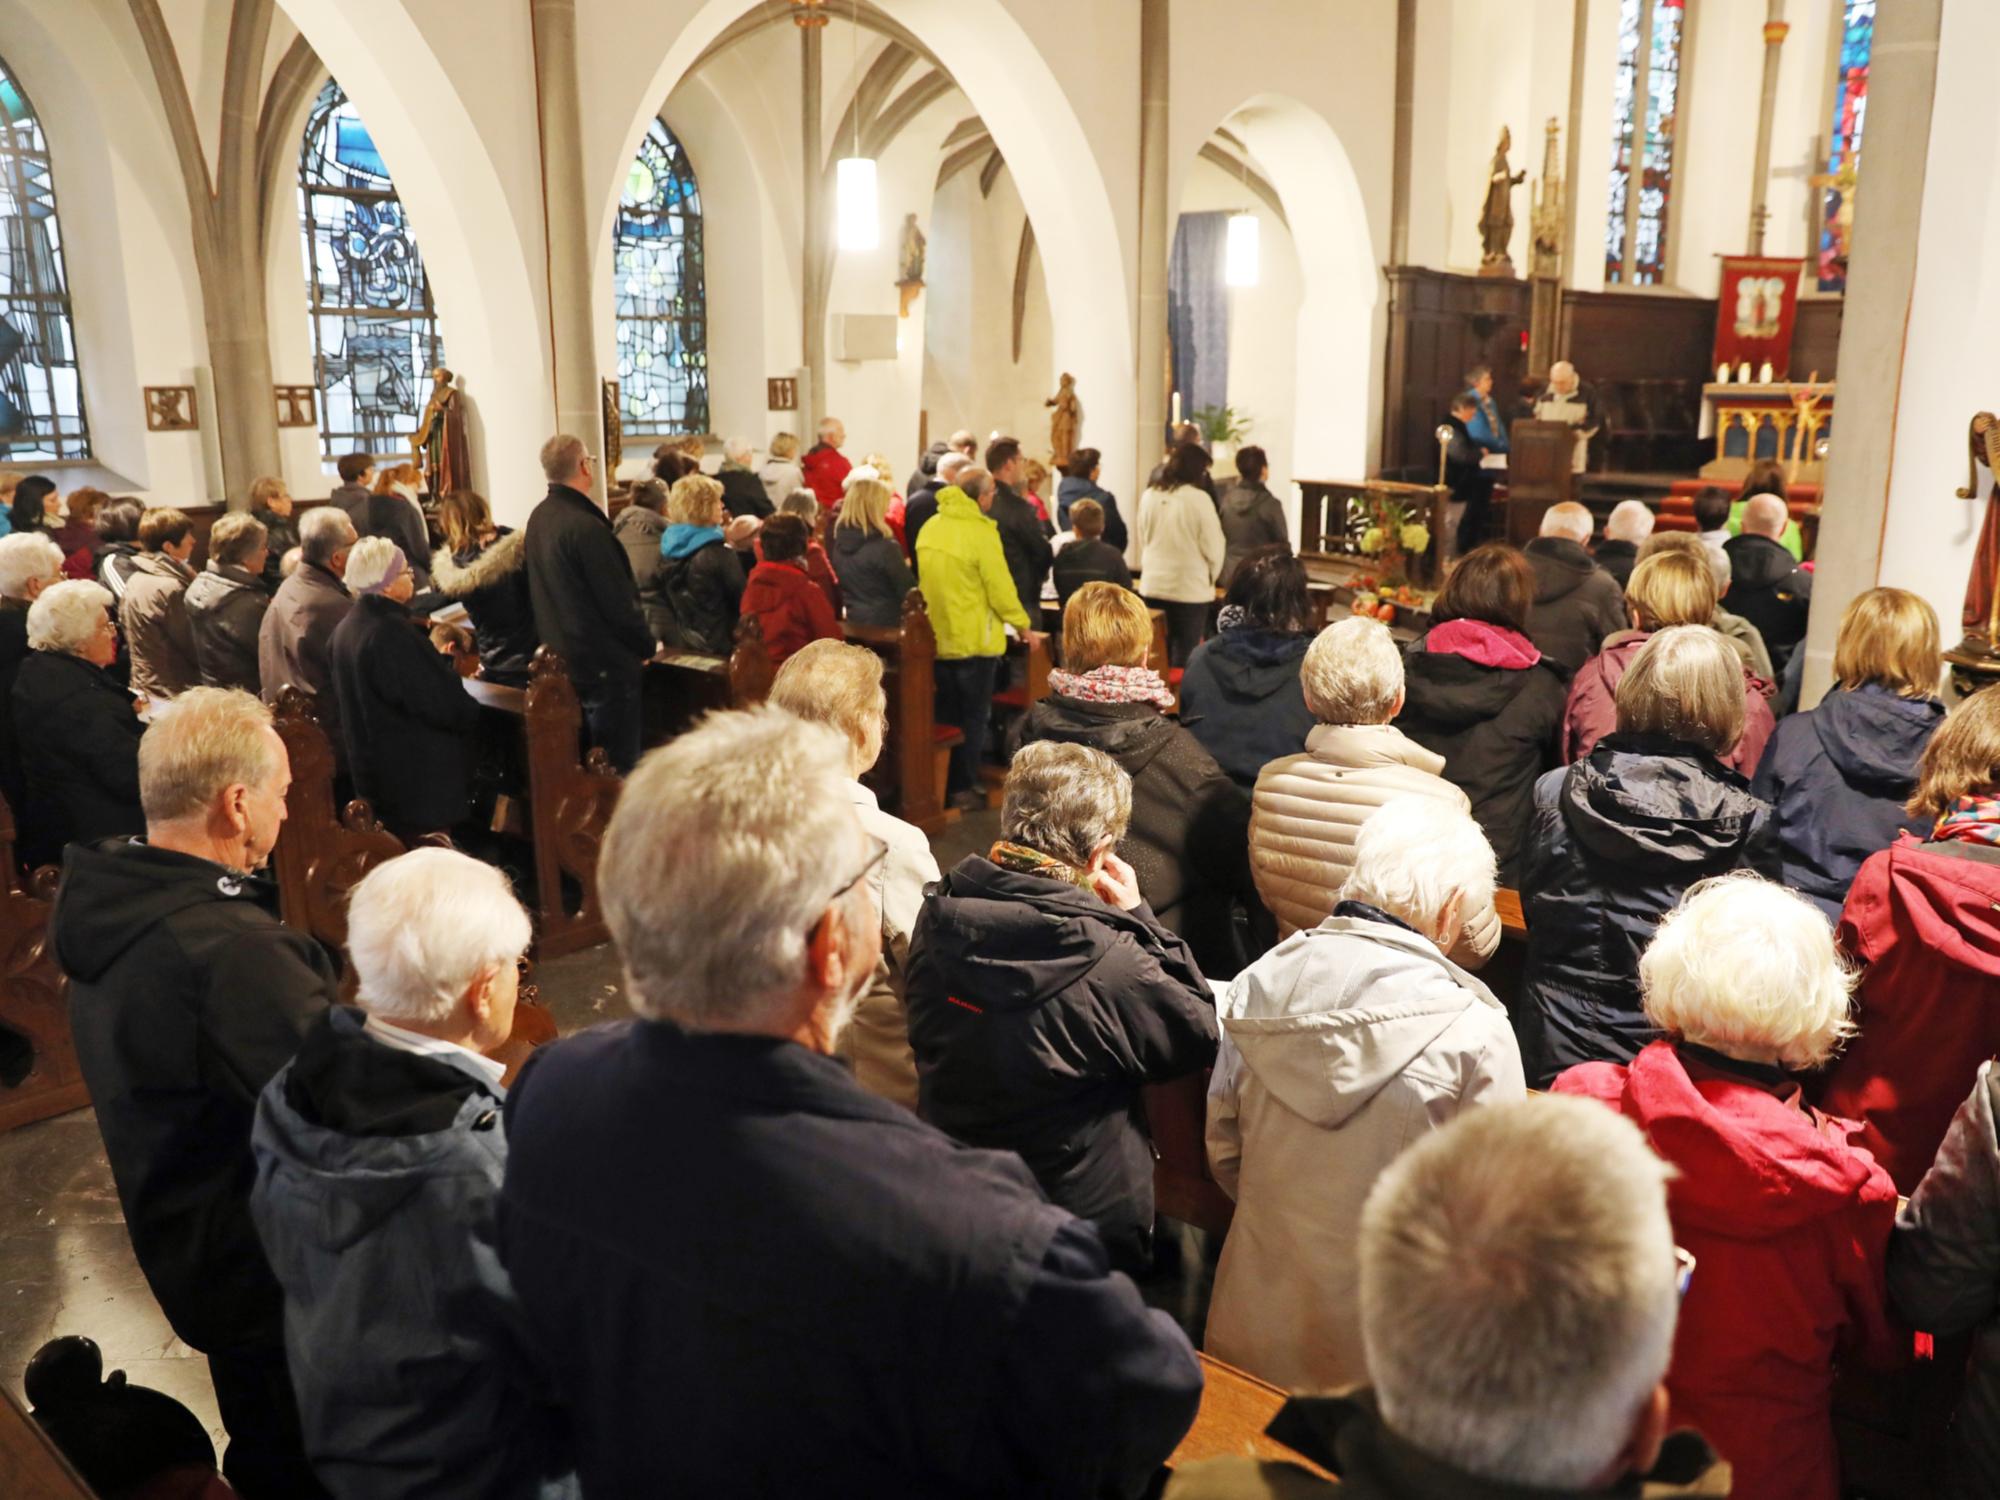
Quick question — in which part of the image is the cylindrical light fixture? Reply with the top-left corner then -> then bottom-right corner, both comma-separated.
837,155 -> 878,251
1225,210 -> 1260,288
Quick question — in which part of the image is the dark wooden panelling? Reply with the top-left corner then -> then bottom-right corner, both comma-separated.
1790,298 -> 1843,380
1560,291 -> 1715,381
1378,268 -> 1530,480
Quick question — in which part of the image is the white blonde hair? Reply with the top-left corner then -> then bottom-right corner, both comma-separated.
0,532 -> 64,600
1360,1096 -> 1679,1489
1605,499 -> 1655,544
1341,798 -> 1495,943
26,579 -> 112,656
346,848 -> 532,1025
139,687 -> 282,824
1641,873 -> 1856,1070
1001,741 -> 1132,870
341,536 -> 405,595
1301,616 -> 1404,724
599,706 -> 869,1031
768,640 -> 886,767
724,436 -> 755,466
1539,502 -> 1593,543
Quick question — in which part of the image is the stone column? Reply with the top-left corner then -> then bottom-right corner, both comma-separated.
801,17 -> 826,434
1135,0 -> 1169,480
531,0 -> 605,501
1387,0 -> 1416,267
1796,0 -> 1946,703
1746,0 -> 1789,253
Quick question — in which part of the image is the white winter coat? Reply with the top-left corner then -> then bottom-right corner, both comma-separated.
835,780 -> 940,1110
1128,484 -> 1225,603
1203,914 -> 1524,1392
1249,723 -> 1502,965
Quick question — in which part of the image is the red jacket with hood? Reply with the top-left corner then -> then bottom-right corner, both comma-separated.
739,558 -> 839,666
1556,1041 -> 1897,1500
1822,834 -> 2000,1192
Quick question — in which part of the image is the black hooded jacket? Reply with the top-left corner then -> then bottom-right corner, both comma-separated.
1014,695 -> 1260,976
905,856 -> 1218,1270
1724,532 -> 1813,671
1178,627 -> 1315,789
1523,536 -> 1627,671
1519,734 -> 1770,1086
50,838 -> 337,1352
9,650 -> 145,866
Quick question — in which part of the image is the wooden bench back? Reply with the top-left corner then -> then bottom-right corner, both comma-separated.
844,589 -> 949,833
519,648 -> 623,959
0,793 -> 86,1132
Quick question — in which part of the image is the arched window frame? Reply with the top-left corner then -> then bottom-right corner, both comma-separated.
1604,0 -> 1689,287
297,79 -> 444,465
1816,0 -> 1874,292
614,118 -> 708,438
0,56 -> 89,463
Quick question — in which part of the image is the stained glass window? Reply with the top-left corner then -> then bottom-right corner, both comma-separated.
1818,0 -> 1874,292
298,79 -> 443,465
614,119 -> 707,437
1605,0 -> 1685,286
0,58 -> 89,462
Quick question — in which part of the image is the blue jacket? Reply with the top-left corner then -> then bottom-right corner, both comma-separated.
1179,627 -> 1316,789
1056,474 -> 1128,550
1466,392 -> 1509,453
1751,683 -> 1944,922
500,1020 -> 1202,1497
251,1006 -> 575,1500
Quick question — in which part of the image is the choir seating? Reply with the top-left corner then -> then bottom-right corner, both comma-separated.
0,793 -> 87,1134
842,589 -> 954,834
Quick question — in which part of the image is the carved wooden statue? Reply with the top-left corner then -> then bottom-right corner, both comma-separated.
1479,127 -> 1527,277
410,366 -> 470,500
1958,412 -> 2000,648
1046,373 -> 1081,470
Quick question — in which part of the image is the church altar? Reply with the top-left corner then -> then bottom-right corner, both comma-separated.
1698,381 -> 1835,484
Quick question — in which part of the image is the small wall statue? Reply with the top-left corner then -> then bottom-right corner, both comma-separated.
1478,126 -> 1526,278
898,213 -> 927,317
411,366 -> 470,499
1046,373 -> 1081,470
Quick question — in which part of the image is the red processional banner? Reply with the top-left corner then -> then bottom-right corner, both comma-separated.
1713,256 -> 1805,382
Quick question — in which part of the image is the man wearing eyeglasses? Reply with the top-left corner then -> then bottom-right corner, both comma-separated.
523,433 -> 655,772
499,706 -> 1202,1497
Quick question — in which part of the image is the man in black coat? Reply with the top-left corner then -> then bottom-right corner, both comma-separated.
523,434 -> 655,772
1724,492 -> 1814,676
1444,394 -> 1497,554
1523,503 -> 1628,672
51,687 -> 336,1499
986,436 -> 1055,623
902,450 -> 968,562
328,451 -> 374,523
501,708 -> 1203,1497
717,437 -> 775,519
246,477 -> 300,593
327,539 -> 480,841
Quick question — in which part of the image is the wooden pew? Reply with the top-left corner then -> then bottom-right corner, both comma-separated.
519,649 -> 623,959
1481,886 -> 1530,1026
978,629 -> 1057,805
644,615 -> 776,744
1147,1070 -> 1234,1238
0,1384 -> 94,1500
1167,1353 -> 1334,1480
844,589 -> 954,835
0,794 -> 88,1133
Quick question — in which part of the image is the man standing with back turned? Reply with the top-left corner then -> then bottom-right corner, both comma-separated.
523,434 -> 655,772
53,688 -> 336,1498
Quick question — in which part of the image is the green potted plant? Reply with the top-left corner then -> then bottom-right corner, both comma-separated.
1191,404 -> 1252,471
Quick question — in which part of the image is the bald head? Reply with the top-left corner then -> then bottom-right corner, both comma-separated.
1540,502 -> 1594,544
938,451 -> 972,484
1549,360 -> 1579,395
1741,492 -> 1791,539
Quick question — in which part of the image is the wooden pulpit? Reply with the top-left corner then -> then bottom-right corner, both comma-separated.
1503,420 -> 1577,545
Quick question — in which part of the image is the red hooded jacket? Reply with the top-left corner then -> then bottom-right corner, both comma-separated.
739,558 -> 839,666
1822,835 -> 2000,1192
1555,1042 -> 1897,1500
801,443 -> 851,514
1560,629 -> 1776,777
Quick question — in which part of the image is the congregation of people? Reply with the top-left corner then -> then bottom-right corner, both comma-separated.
10,408 -> 2000,1500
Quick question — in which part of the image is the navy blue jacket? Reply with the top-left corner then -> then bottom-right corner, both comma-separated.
499,1021 -> 1202,1498
1519,735 -> 1769,1086
1057,475 -> 1128,550
1751,683 -> 1944,922
1179,627 -> 1316,789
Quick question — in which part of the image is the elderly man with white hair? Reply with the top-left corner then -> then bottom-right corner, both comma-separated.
1173,1093 -> 1722,1499
1724,490 -> 1814,677
251,849 -> 574,1500
902,446 -> 971,556
802,413 -> 852,511
1523,499 -> 1628,670
0,529 -> 68,824
1556,874 -> 1897,1500
1249,614 -> 1498,963
12,578 -> 144,862
259,505 -> 357,738
500,706 -> 1202,1496
1594,498 -> 1655,588
1204,796 -> 1523,1394
52,687 -> 334,1496
1536,357 -> 1602,474
716,434 -> 774,519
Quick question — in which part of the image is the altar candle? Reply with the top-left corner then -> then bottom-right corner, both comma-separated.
1737,361 -> 1753,384
1758,361 -> 1774,384
1717,363 -> 1731,384
1171,391 -> 1181,426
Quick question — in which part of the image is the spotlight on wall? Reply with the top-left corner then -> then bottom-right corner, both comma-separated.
838,156 -> 878,252
1226,211 -> 1260,288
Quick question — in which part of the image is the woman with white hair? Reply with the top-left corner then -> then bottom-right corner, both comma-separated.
904,739 -> 1219,1273
1204,796 -> 1523,1392
250,848 -> 575,1498
768,639 -> 940,1108
1555,874 -> 1897,1500
1521,625 -> 1769,1085
716,436 -> 774,520
11,578 -> 143,861
327,538 -> 479,841
0,530 -> 67,826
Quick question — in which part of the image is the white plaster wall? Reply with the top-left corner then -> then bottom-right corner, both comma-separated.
260,62 -> 327,495
0,0 -> 213,502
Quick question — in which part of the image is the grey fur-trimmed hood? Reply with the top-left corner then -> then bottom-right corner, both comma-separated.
429,528 -> 525,599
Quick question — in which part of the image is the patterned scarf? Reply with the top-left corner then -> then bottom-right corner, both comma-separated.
1047,663 -> 1177,710
988,840 -> 1093,888
1935,795 -> 2000,847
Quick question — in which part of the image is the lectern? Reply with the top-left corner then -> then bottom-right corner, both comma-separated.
1503,420 -> 1577,545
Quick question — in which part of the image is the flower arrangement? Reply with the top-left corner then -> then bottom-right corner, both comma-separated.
1354,492 -> 1431,585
